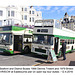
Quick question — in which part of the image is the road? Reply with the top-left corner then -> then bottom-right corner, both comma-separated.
0,53 -> 47,66
0,51 -> 75,66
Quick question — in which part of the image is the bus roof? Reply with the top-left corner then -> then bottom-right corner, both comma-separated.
0,25 -> 33,35
33,24 -> 75,39
34,19 -> 75,39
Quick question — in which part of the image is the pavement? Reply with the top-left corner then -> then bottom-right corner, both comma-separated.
38,52 -> 75,66
0,52 -> 75,66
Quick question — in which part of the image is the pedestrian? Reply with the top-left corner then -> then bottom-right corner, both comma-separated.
62,40 -> 66,60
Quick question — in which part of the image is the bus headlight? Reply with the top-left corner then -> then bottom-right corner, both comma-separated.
9,49 -> 12,51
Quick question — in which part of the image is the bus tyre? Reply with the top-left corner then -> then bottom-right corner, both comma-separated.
24,46 -> 29,54
70,46 -> 73,53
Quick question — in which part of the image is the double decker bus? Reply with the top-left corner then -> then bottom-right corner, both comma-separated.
31,19 -> 75,56
0,19 -> 33,54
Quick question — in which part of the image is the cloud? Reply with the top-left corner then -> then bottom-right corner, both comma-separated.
61,6 -> 68,11
34,6 -> 45,11
34,6 -> 75,15
34,6 -> 51,11
69,7 -> 75,12
54,7 -> 59,10
51,7 -> 60,13
46,6 -> 51,10
57,10 -> 60,13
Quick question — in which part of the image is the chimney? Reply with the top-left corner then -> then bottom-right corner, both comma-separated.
30,6 -> 33,8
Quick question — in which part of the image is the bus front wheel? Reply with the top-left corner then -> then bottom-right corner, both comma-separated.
70,46 -> 73,53
24,46 -> 29,54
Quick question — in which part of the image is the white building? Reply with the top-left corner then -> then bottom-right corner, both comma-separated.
0,5 -> 42,26
20,6 -> 42,25
61,12 -> 75,31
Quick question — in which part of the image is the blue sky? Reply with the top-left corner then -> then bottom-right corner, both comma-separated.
34,6 -> 75,20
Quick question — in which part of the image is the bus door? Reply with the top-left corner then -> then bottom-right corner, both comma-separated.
54,37 -> 59,54
14,35 -> 23,53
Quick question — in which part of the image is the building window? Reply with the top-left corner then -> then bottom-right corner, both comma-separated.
32,11 -> 34,14
0,20 -> 2,25
40,13 -> 41,16
32,17 -> 34,22
22,8 -> 23,11
69,24 -> 71,26
66,27 -> 68,28
63,24 -> 65,27
24,15 -> 27,20
29,18 -> 31,22
8,11 -> 10,16
11,11 -> 14,17
66,24 -> 68,27
8,20 -> 10,25
22,15 -> 23,20
0,10 -> 3,16
37,14 -> 38,16
29,11 -> 31,14
25,8 -> 27,11
25,23 -> 27,25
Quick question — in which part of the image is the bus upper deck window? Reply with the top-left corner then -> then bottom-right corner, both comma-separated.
73,40 -> 74,44
37,29 -> 40,32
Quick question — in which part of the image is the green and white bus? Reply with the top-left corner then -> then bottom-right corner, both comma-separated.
31,19 -> 75,56
0,19 -> 33,54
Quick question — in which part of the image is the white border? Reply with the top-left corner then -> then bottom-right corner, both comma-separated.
0,0 -> 75,6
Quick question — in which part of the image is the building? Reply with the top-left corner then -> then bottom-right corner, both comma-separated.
61,12 -> 75,31
0,5 -> 42,26
0,5 -> 18,26
20,6 -> 42,26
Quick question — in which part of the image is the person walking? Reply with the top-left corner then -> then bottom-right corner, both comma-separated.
62,40 -> 66,60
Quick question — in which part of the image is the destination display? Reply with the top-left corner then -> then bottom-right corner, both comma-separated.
37,29 -> 48,33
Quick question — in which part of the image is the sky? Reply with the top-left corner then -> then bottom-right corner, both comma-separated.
0,0 -> 75,20
34,6 -> 75,20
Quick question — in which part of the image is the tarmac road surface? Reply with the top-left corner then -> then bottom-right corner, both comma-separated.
0,53 -> 47,66
0,51 -> 75,66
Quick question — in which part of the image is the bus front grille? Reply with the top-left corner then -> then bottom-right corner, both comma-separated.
35,48 -> 46,53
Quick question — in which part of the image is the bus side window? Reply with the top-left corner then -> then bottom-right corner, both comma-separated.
72,40 -> 73,44
71,40 -> 72,44
69,40 -> 70,44
68,40 -> 69,44
65,39 -> 67,44
26,38 -> 28,42
73,40 -> 74,44
69,40 -> 71,44
67,40 -> 69,44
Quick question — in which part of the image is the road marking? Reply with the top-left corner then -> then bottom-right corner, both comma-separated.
32,63 -> 43,66
32,60 -> 53,66
32,60 -> 47,66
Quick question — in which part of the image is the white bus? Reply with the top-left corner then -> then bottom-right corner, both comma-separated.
0,19 -> 33,54
31,19 -> 75,56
